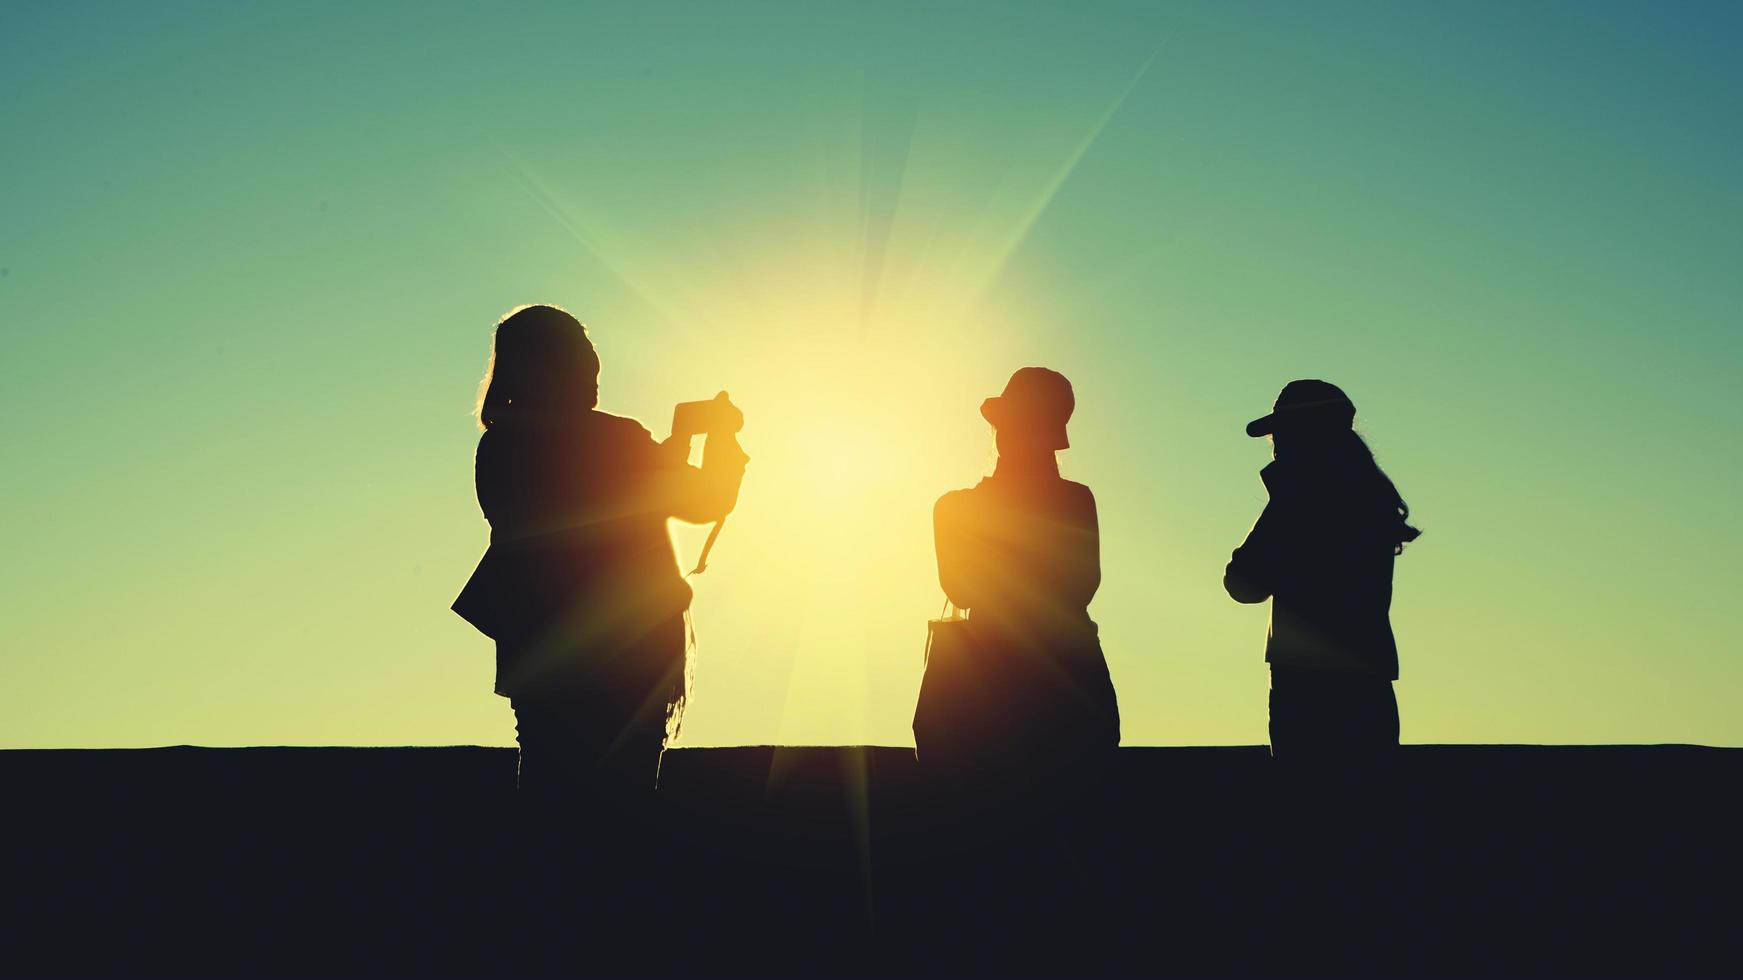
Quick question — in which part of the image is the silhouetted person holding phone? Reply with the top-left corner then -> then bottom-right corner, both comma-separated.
452,305 -> 748,804
1225,380 -> 1419,766
921,368 -> 1120,794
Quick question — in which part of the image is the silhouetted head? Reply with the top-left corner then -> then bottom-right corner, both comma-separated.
475,305 -> 601,429
1246,380 -> 1421,552
982,367 -> 1074,456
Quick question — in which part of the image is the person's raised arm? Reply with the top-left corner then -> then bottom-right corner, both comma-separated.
658,429 -> 750,525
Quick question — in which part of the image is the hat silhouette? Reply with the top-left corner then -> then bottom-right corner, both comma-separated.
1246,380 -> 1355,437
982,367 -> 1074,450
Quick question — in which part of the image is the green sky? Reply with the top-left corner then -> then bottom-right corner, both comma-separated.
3,1 -> 1739,748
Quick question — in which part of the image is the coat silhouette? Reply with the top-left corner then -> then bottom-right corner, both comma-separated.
453,305 -> 747,798
1226,380 -> 1418,761
918,368 -> 1119,782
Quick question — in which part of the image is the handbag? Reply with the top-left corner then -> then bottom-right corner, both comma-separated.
912,601 -> 982,764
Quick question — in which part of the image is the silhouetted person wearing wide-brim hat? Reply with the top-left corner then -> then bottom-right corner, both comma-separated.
922,367 -> 1120,795
1225,380 -> 1420,765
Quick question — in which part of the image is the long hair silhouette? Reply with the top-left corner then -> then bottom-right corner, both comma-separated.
1231,379 -> 1416,763
453,302 -> 749,801
1275,427 -> 1421,554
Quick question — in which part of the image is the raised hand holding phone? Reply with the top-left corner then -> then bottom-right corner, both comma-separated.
671,391 -> 743,440
668,391 -> 746,575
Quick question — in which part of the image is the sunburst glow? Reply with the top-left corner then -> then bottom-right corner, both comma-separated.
495,67 -> 1153,741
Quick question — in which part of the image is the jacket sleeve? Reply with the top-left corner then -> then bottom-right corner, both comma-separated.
1225,501 -> 1282,604
473,430 -> 510,528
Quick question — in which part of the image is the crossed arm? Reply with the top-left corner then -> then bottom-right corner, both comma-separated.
1224,502 -> 1281,604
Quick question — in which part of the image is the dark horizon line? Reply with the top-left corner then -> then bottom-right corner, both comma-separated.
1,742 -> 1737,752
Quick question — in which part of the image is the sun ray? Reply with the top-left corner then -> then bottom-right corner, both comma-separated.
856,87 -> 919,338
840,745 -> 875,924
964,44 -> 1165,311
497,146 -> 701,335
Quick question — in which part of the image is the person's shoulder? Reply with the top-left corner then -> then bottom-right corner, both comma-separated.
587,410 -> 658,444
475,425 -> 509,462
937,484 -> 982,505
1058,479 -> 1098,519
585,411 -> 677,469
934,486 -> 977,517
588,409 -> 652,434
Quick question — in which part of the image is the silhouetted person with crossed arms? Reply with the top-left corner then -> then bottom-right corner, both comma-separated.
453,304 -> 748,805
1225,380 -> 1419,767
922,367 -> 1120,797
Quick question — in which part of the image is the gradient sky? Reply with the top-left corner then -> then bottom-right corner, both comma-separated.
3,1 -> 1739,748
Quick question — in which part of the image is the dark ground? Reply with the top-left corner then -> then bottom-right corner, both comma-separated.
1,745 -> 1736,977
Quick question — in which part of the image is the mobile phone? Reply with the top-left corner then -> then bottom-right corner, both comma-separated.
671,392 -> 742,438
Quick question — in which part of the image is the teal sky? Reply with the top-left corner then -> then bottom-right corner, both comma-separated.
2,1 -> 1739,748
